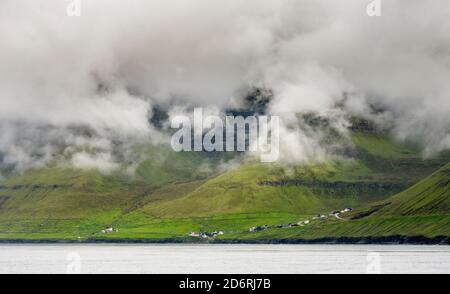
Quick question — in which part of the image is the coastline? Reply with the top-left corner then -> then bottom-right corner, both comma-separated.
1,235 -> 449,245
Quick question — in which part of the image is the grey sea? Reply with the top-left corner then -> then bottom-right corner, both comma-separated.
0,244 -> 449,274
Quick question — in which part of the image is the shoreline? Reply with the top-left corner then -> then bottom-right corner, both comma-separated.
1,235 -> 449,245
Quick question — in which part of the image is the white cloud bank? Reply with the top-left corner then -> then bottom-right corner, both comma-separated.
0,0 -> 449,172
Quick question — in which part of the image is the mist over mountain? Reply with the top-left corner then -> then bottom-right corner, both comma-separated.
0,0 -> 449,173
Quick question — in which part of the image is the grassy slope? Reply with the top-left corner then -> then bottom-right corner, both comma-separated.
352,132 -> 420,159
219,215 -> 450,241
350,132 -> 448,182
0,132 -> 448,242
136,161 -> 386,218
102,133 -> 449,241
369,163 -> 450,216
135,145 -> 231,188
0,146 -> 231,240
0,168 -> 139,240
222,163 -> 450,241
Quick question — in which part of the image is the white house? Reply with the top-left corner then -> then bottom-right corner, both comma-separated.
189,232 -> 200,237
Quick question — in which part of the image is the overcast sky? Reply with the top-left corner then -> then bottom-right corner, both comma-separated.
0,0 -> 449,172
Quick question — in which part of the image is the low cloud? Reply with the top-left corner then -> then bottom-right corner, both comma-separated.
0,0 -> 449,173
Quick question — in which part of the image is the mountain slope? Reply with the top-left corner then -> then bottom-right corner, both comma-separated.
0,127 -> 449,242
135,144 -> 233,187
224,163 -> 450,242
0,167 -> 143,240
131,131 -> 449,220
354,163 -> 450,217
138,160 -> 405,218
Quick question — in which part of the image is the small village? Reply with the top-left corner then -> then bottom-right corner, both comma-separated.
97,208 -> 353,238
189,231 -> 224,239
188,207 -> 353,239
248,207 -> 353,233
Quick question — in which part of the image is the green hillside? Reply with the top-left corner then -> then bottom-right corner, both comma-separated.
0,128 -> 449,242
138,160 -> 400,218
135,145 -> 232,187
221,163 -> 450,242
0,167 -> 139,240
97,133 -> 449,242
354,163 -> 450,217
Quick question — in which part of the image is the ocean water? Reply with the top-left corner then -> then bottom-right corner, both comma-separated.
0,244 -> 448,274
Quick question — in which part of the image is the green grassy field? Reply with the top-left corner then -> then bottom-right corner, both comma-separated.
0,129 -> 448,243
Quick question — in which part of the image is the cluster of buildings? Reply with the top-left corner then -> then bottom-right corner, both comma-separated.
330,207 -> 353,219
249,225 -> 269,232
331,208 -> 353,215
314,208 -> 353,220
101,227 -> 119,234
249,219 -> 311,232
248,207 -> 353,233
189,231 -> 224,239
187,207 -> 354,237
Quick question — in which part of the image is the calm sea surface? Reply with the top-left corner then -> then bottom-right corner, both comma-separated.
0,244 -> 448,274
